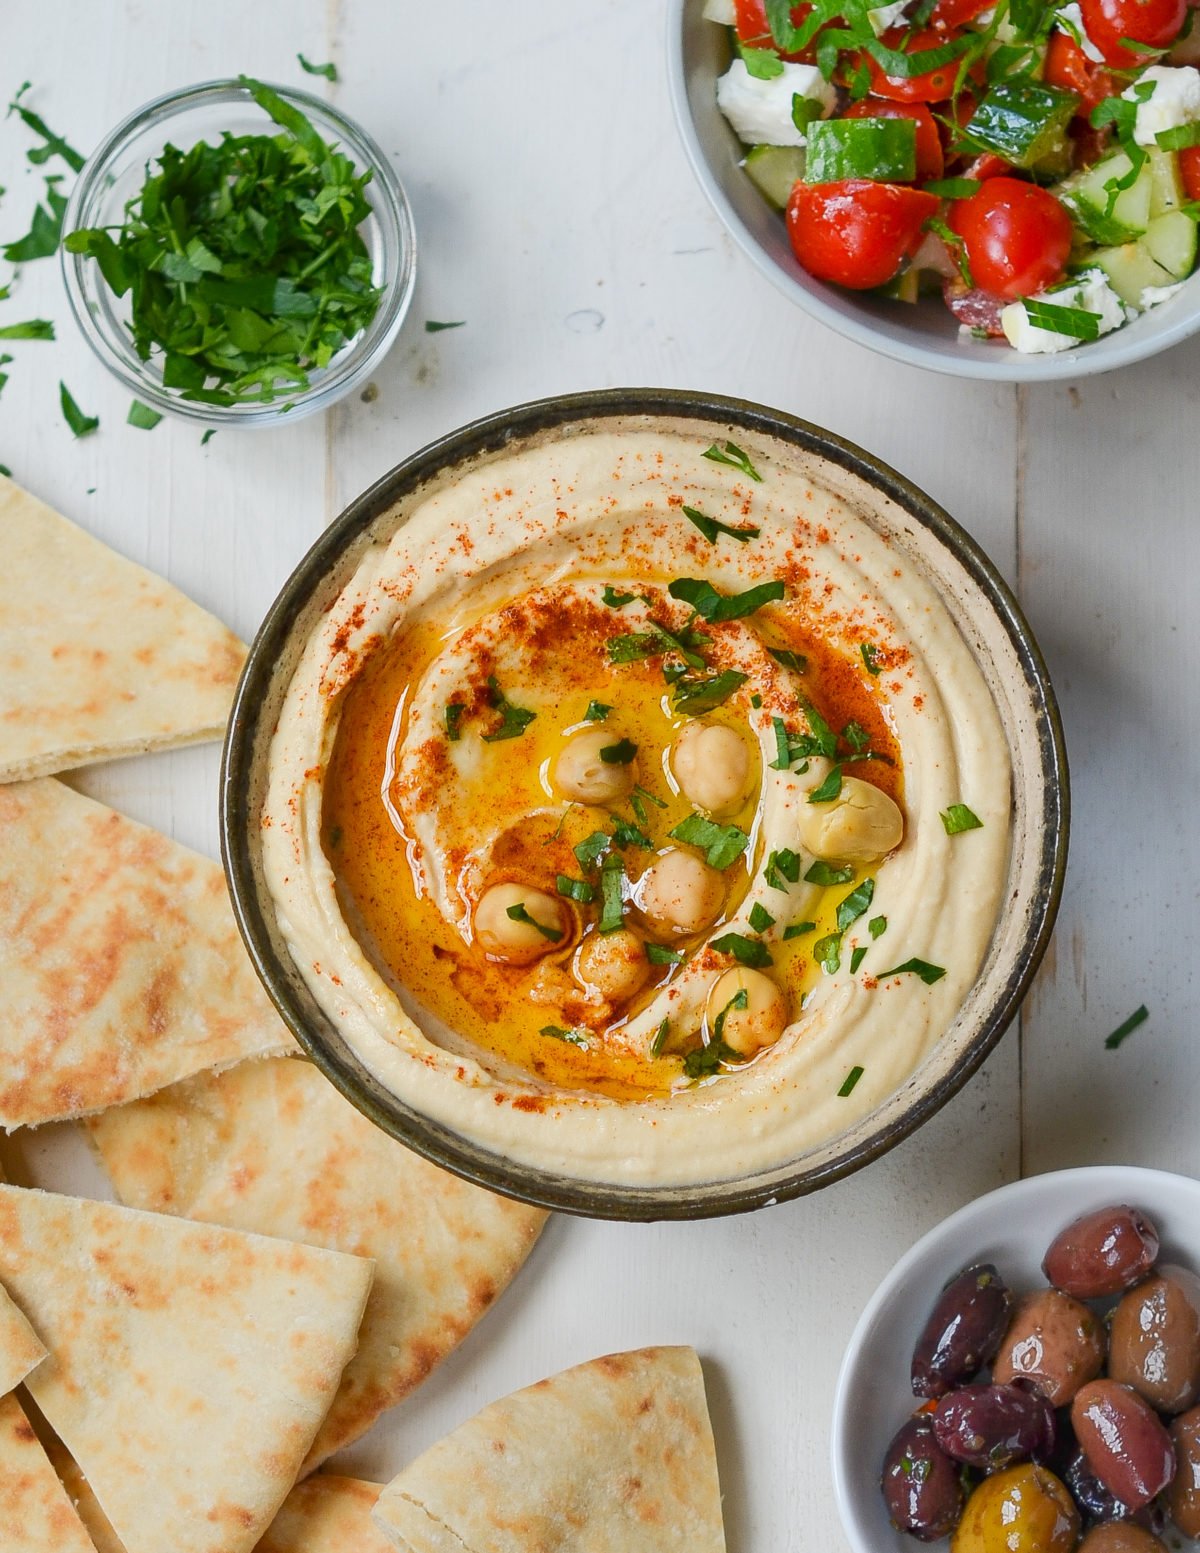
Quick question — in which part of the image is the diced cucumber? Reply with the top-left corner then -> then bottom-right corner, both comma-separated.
1143,210 -> 1198,279
805,118 -> 916,184
1148,146 -> 1186,217
743,145 -> 807,210
877,267 -> 920,303
1058,152 -> 1153,245
964,83 -> 1077,172
1091,241 -> 1175,308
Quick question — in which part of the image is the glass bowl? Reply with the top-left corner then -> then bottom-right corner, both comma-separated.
60,78 -> 416,427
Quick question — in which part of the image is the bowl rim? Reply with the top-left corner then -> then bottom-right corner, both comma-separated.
829,1163 -> 1200,1551
664,0 -> 1200,383
221,386 -> 1069,1221
59,76 -> 417,427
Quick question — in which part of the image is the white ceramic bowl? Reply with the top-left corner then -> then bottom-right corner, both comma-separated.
667,0 -> 1200,381
832,1165 -> 1200,1550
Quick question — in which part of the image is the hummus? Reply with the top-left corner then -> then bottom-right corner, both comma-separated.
262,422 -> 1011,1189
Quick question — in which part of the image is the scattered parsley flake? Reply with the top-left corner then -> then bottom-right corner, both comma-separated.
646,943 -> 684,965
748,902 -> 775,933
482,676 -> 536,741
1105,1004 -> 1148,1050
556,875 -> 595,904
836,878 -> 875,933
869,915 -> 888,939
425,319 -> 465,332
680,503 -> 760,544
669,813 -> 749,871
710,932 -> 772,969
601,584 -> 637,608
540,1024 -> 589,1048
861,642 -> 883,676
584,700 -> 612,722
804,860 -> 854,887
599,738 -> 637,765
808,765 -> 844,805
667,577 -> 784,623
7,84 -> 84,172
702,439 -> 762,481
672,668 -> 748,716
200,429 -> 216,445
783,919 -> 816,939
850,946 -> 868,974
609,814 -> 653,850
127,400 -> 163,430
814,931 -> 843,975
650,1017 -> 672,1057
598,857 -> 625,932
879,958 -> 946,985
574,830 -> 610,871
0,319 -> 54,340
506,902 -> 562,942
764,848 -> 801,890
297,53 -> 338,80
444,702 -> 465,741
838,1064 -> 865,1097
769,648 -> 808,673
941,803 -> 983,835
59,382 -> 99,438
3,173 -> 67,263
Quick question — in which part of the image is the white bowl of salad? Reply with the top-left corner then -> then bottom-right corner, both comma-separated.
668,0 -> 1200,377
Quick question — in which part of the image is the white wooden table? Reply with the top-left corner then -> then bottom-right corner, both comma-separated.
2,3 -> 1197,1547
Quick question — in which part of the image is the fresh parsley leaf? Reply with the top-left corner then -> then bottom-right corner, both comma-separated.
738,43 -> 786,77
667,577 -> 785,622
650,1017 -> 672,1056
0,465 -> 10,478
941,803 -> 983,834
1022,299 -> 1102,342
584,700 -> 612,722
869,914 -> 888,939
574,831 -> 610,871
541,1024 -> 589,1047
842,721 -> 870,753
683,1035 -> 738,1079
861,642 -> 883,676
669,813 -> 749,870
556,875 -> 595,904
748,902 -> 775,933
711,932 -> 773,968
608,620 -> 708,671
1105,1004 -> 1149,1050
609,814 -> 653,850
804,860 -> 854,886
713,987 -> 749,1043
769,716 -> 792,772
598,857 -> 625,932
482,675 -> 536,741
783,919 -> 816,939
599,738 -> 637,765
814,931 -> 843,975
879,958 -> 946,984
444,702 -> 465,741
0,319 -> 54,340
634,783 -> 666,809
127,400 -> 163,430
672,668 -> 748,716
808,765 -> 844,804
680,504 -> 760,544
200,429 -> 216,446
601,584 -> 637,607
838,1064 -> 865,1097
769,648 -> 808,672
850,947 -> 869,973
764,848 -> 801,890
2,174 -> 67,263
7,85 -> 84,172
297,53 -> 339,80
646,943 -> 684,965
702,439 -> 762,481
59,382 -> 99,439
836,878 -> 875,933
425,319 -> 465,331
506,902 -> 562,942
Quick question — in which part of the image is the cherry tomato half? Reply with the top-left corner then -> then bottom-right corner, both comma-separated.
964,151 -> 1015,179
733,0 -> 820,60
1079,0 -> 1187,65
786,180 -> 940,288
1181,144 -> 1200,198
866,26 -> 983,101
844,99 -> 946,180
1043,29 -> 1120,113
947,176 -> 1074,296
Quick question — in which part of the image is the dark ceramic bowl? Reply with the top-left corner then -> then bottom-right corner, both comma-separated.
221,388 -> 1068,1221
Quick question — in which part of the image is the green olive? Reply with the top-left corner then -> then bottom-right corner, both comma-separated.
951,1464 -> 1079,1553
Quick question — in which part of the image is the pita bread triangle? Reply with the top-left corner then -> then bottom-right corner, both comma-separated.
0,476 -> 246,783
0,1184 -> 374,1553
0,1281 -> 44,1397
372,1347 -> 727,1553
0,778 -> 296,1127
85,1054 -> 548,1470
0,1392 -> 95,1553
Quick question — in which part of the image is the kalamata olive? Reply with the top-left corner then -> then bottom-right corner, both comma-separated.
993,1287 -> 1107,1406
1076,1525 -> 1168,1553
1043,1205 -> 1160,1299
1071,1379 -> 1176,1509
911,1264 -> 1013,1399
933,1383 -> 1056,1470
1066,1446 -> 1137,1522
1166,1406 -> 1200,1536
950,1463 -> 1079,1553
1109,1264 -> 1200,1415
881,1414 -> 965,1541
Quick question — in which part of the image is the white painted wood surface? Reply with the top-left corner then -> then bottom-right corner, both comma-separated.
0,2 -> 1194,1548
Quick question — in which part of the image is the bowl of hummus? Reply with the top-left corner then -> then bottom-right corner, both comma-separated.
223,388 -> 1067,1219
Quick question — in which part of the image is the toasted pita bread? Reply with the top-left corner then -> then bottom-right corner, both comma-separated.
0,1393 -> 95,1552
0,1282 -> 44,1397
85,1056 -> 548,1470
0,778 -> 296,1127
372,1347 -> 726,1553
258,1476 -> 391,1553
0,476 -> 245,783
0,1184 -> 373,1553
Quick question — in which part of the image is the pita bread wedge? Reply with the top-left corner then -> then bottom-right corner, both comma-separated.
0,1184 -> 373,1553
0,1282 -> 44,1397
0,1393 -> 95,1552
0,778 -> 296,1127
372,1347 -> 726,1553
85,1056 -> 548,1469
257,1475 -> 391,1553
0,476 -> 245,783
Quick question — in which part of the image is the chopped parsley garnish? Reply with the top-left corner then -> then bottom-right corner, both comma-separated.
540,1024 -> 589,1047
1105,1004 -> 1149,1050
608,620 -> 708,671
425,319 -> 465,332
748,902 -> 775,933
838,1064 -> 865,1097
684,992 -> 746,1077
680,504 -> 760,545
598,857 -> 625,932
921,177 -> 983,199
861,642 -> 883,676
850,946 -> 868,974
127,400 -> 163,430
556,875 -> 595,904
1022,299 -> 1102,342
0,320 -> 54,340
713,988 -> 748,1043
297,53 -> 339,80
783,920 -> 816,939
505,902 -> 562,942
59,382 -> 99,439
842,720 -> 870,752
599,738 -> 637,765
650,1017 -> 672,1057
926,215 -> 974,288
633,782 -> 665,809
444,702 -> 465,741
836,878 -> 875,932
667,577 -> 785,622
201,429 -> 216,446
574,831 -> 610,871
750,692 -> 762,708
584,700 -> 612,722
672,668 -> 748,716
608,814 -> 653,850
879,958 -> 946,984
769,648 -> 808,673
869,915 -> 888,939
941,803 -> 983,835
629,784 -> 666,828
738,43 -> 787,78
804,860 -> 854,886
710,932 -> 772,969
65,77 -> 384,408
702,439 -> 762,481
3,174 -> 67,263
1157,122 -> 1200,150
764,848 -> 801,890
807,764 -> 844,804
7,84 -> 84,172
646,943 -> 685,965
601,584 -> 637,608
669,813 -> 749,871
482,676 -> 536,742
814,931 -> 842,975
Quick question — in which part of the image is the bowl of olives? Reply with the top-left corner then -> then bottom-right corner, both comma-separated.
832,1166 -> 1200,1552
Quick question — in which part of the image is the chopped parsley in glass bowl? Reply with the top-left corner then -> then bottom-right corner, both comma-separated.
61,77 -> 415,425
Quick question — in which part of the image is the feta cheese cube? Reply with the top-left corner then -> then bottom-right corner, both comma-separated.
1140,280 -> 1185,307
868,0 -> 912,37
702,0 -> 738,23
1001,269 -> 1127,353
1124,65 -> 1200,147
1054,3 -> 1106,62
716,59 -> 837,147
